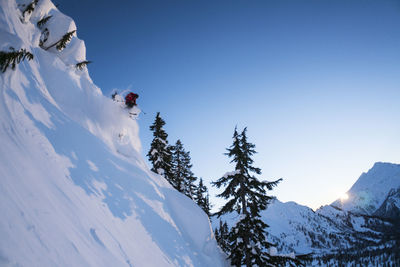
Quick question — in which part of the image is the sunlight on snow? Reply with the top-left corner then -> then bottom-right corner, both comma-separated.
340,193 -> 349,201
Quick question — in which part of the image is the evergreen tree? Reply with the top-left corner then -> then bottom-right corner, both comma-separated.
215,220 -> 230,254
214,227 -> 220,245
37,15 -> 52,28
45,30 -> 76,51
55,30 -> 76,51
21,0 -> 39,19
147,112 -> 173,183
76,60 -> 92,70
170,139 -> 197,198
195,178 -> 211,216
0,47 -> 34,73
213,127 -> 282,267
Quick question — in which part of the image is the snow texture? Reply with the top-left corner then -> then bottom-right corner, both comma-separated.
0,1 -> 226,266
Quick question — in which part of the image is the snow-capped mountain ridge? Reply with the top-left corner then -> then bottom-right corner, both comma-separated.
331,162 -> 400,215
0,1 -> 226,266
262,162 -> 400,265
214,162 -> 400,265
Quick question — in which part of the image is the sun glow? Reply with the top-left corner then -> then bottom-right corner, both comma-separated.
340,193 -> 349,201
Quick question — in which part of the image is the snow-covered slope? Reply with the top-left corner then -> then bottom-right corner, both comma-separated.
0,1 -> 225,266
332,162 -> 400,215
374,188 -> 400,219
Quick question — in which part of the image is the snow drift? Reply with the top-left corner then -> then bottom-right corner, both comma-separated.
0,1 -> 226,266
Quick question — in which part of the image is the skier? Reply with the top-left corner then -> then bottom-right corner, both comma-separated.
125,92 -> 139,108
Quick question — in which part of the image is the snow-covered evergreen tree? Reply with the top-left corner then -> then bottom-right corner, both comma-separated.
195,178 -> 211,216
37,15 -> 52,28
45,30 -> 76,51
76,60 -> 92,70
213,127 -> 282,267
0,47 -> 34,73
147,112 -> 173,183
170,139 -> 197,199
21,0 -> 39,20
215,220 -> 230,254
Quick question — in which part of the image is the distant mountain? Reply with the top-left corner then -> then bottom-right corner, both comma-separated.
332,162 -> 400,215
213,162 -> 400,265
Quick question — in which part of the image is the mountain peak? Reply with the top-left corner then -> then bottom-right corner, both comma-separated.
332,162 -> 400,215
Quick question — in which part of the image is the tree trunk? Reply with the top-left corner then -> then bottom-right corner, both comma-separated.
239,179 -> 251,267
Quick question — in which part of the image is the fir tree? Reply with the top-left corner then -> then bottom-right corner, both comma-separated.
212,127 -> 282,267
21,0 -> 39,19
55,30 -> 76,51
76,60 -> 92,70
215,220 -> 230,254
170,139 -> 197,198
37,15 -> 52,28
147,112 -> 173,183
0,47 -> 34,73
45,30 -> 76,51
195,178 -> 211,216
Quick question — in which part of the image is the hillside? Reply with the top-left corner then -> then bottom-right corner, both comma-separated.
0,0 -> 226,266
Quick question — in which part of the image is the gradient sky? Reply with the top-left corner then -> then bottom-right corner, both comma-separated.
57,0 -> 400,210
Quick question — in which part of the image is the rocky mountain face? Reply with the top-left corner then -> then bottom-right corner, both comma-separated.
374,187 -> 400,219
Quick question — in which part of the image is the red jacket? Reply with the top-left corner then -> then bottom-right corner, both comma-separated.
125,93 -> 139,106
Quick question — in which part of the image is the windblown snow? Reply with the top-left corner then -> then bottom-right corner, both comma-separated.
0,0 -> 226,266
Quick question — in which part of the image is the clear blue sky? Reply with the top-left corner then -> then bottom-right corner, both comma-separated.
57,0 -> 400,210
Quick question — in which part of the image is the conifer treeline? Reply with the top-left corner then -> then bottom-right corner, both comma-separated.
147,112 -> 211,216
147,114 -> 304,266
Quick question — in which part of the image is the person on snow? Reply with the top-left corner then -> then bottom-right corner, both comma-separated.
125,92 -> 139,108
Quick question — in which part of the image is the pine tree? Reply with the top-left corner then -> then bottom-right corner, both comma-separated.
214,227 -> 220,245
215,220 -> 230,254
45,30 -> 76,51
0,47 -> 34,73
37,15 -> 52,28
212,127 -> 282,267
76,60 -> 92,70
195,178 -> 211,216
147,112 -> 173,183
21,0 -> 39,19
170,139 -> 197,198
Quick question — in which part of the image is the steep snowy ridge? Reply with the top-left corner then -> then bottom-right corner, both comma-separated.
332,162 -> 400,215
264,163 -> 400,256
0,1 -> 226,266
